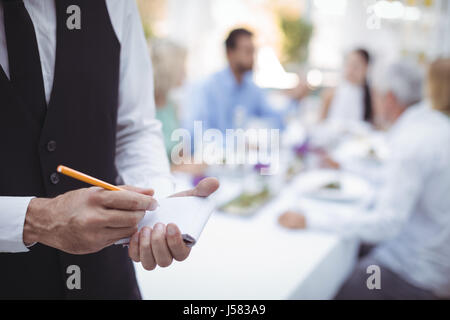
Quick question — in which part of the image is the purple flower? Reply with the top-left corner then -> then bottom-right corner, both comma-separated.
293,140 -> 310,156
254,163 -> 270,171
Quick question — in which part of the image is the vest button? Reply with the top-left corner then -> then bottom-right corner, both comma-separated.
50,172 -> 60,185
47,140 -> 57,152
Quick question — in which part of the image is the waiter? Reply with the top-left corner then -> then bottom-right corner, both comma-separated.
0,0 -> 218,299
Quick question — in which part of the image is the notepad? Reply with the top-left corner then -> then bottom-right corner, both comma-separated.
115,196 -> 215,247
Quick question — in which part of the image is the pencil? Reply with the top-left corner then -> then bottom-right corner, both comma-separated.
57,165 -> 123,191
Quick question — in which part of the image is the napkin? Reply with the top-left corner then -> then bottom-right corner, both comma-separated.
115,196 -> 215,247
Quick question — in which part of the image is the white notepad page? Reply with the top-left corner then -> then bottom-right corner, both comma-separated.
115,196 -> 215,247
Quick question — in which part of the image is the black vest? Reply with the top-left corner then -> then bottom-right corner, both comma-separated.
0,0 -> 140,299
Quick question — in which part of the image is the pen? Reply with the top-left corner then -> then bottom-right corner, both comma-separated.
57,165 -> 123,191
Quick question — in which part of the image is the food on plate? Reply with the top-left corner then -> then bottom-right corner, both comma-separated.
220,187 -> 271,216
321,181 -> 341,190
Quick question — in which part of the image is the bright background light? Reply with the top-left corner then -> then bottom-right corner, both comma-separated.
403,6 -> 422,21
374,0 -> 405,20
138,0 -> 450,88
254,47 -> 300,89
313,0 -> 348,16
306,69 -> 323,87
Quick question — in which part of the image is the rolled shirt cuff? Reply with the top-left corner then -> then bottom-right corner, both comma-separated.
0,197 -> 35,253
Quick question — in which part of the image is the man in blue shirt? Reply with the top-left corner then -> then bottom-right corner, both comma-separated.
183,28 -> 286,136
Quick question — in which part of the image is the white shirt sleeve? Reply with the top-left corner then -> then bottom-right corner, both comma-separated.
113,1 -> 174,199
306,140 -> 427,243
0,197 -> 34,252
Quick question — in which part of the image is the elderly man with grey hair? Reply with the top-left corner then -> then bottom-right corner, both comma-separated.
372,60 -> 424,129
279,60 -> 450,299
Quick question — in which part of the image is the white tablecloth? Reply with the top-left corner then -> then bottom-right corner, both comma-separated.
135,172 -> 363,299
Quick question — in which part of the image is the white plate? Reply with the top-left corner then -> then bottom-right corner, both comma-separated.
299,170 -> 372,202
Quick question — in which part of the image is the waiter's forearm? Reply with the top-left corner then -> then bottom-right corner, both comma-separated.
22,198 -> 52,246
2,188 -> 156,255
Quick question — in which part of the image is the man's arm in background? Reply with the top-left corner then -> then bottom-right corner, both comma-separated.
302,140 -> 429,243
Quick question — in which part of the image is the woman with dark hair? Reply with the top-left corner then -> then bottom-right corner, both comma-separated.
320,48 -> 373,123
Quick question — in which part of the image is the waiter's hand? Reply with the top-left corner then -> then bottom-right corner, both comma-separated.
128,177 -> 219,270
23,187 -> 157,254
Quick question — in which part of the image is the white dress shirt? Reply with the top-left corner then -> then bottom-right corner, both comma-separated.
328,80 -> 365,121
0,0 -> 174,253
306,103 -> 450,297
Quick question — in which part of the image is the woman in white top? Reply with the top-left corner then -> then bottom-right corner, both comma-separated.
321,48 -> 373,123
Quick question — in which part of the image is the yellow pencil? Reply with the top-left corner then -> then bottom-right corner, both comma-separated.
57,165 -> 123,191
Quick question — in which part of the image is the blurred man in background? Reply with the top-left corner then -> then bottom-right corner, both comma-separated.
279,59 -> 450,299
183,28 -> 305,139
